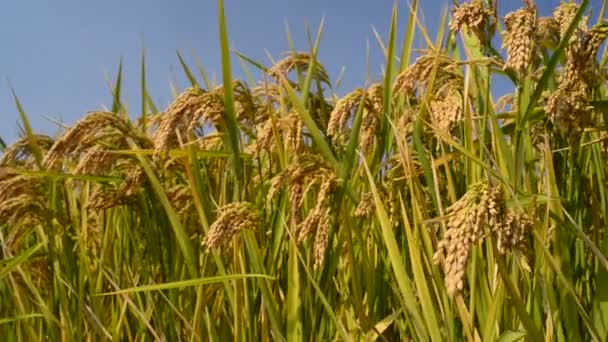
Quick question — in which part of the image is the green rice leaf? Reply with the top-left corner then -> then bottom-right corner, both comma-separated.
96,274 -> 273,296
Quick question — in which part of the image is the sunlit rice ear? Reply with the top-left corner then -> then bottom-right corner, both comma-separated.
0,134 -> 54,168
202,202 -> 260,251
392,52 -> 461,99
267,51 -> 330,85
327,88 -> 365,147
502,5 -> 537,77
153,86 -> 210,162
429,89 -> 463,137
450,0 -> 494,45
433,182 -> 504,297
43,111 -> 133,170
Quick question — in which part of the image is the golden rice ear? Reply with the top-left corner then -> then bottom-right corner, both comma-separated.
284,111 -> 304,154
86,160 -> 146,211
296,174 -> 335,240
537,16 -> 560,49
327,88 -> 365,147
358,83 -> 384,154
325,85 -> 381,154
43,111 -> 134,170
366,83 -> 383,114
433,182 -> 505,297
202,202 -> 260,251
267,153 -> 332,205
266,152 -> 336,270
232,80 -> 257,126
553,1 -> 588,39
582,22 -> 608,60
313,206 -> 332,271
195,132 -> 225,151
496,208 -> 535,255
246,117 -> 275,158
450,0 -> 494,45
252,82 -> 282,102
154,81 -> 258,163
166,184 -> 194,218
0,167 -> 39,199
429,90 -> 463,137
73,146 -> 115,175
359,110 -> 379,155
0,134 -> 54,168
392,52 -> 461,99
502,5 -> 537,77
544,81 -> 591,142
153,86 -> 209,162
392,55 -> 429,97
495,93 -> 515,113
0,169 -> 48,234
538,3 -> 604,146
354,191 -> 375,218
267,51 -> 330,85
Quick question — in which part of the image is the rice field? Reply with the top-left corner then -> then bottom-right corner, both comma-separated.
2,0 -> 608,340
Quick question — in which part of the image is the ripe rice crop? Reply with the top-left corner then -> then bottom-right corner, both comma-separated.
2,0 -> 608,340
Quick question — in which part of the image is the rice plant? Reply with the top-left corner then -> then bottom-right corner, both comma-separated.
2,0 -> 608,340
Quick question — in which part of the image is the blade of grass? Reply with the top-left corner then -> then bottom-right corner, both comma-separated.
9,86 -> 44,168
127,139 -> 199,278
217,0 -> 243,200
0,313 -> 44,325
280,78 -> 337,166
190,48 -> 213,89
111,58 -> 124,114
399,195 -> 443,342
290,231 -> 349,341
360,150 -> 428,340
522,0 -> 589,124
96,274 -> 273,296
399,0 -> 418,72
286,239 -> 302,342
140,49 -> 149,131
365,309 -> 403,341
0,243 -> 44,281
177,50 -> 199,87
532,227 -> 601,341
372,3 -> 398,173
300,17 -> 325,103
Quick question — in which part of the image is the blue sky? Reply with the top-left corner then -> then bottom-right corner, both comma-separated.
0,0 -> 603,144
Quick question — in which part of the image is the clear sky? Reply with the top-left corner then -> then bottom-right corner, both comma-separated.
0,0 -> 603,144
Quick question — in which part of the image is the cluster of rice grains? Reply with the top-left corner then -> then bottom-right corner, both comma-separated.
450,0 -> 495,47
543,2 -> 608,145
502,4 -> 537,77
0,141 -> 55,296
429,90 -> 464,135
452,0 -> 538,77
432,182 -> 533,297
392,46 -> 466,140
0,168 -> 48,237
202,202 -> 261,251
451,0 -> 608,147
268,51 -> 330,85
354,183 -> 402,227
327,84 -> 382,153
0,50 -> 343,273
267,153 -> 337,270
2,1 -> 608,336
0,136 -> 54,234
0,134 -> 54,168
